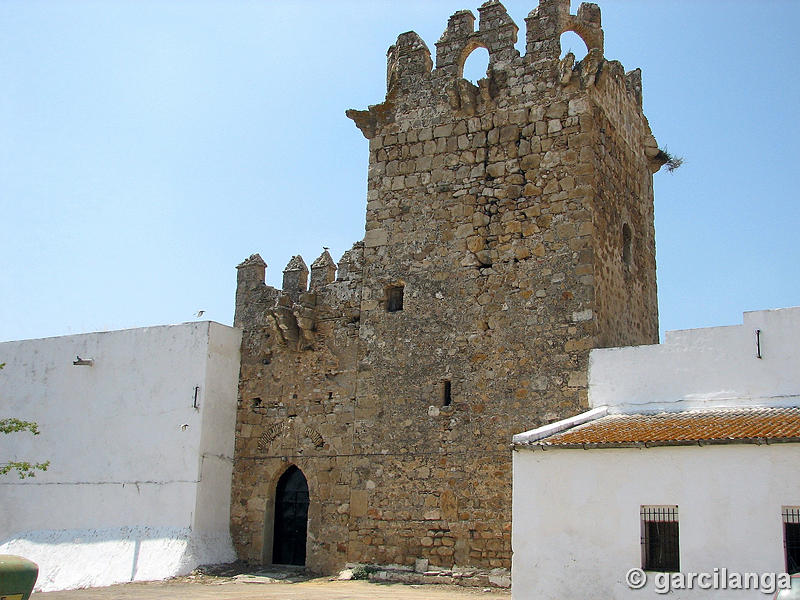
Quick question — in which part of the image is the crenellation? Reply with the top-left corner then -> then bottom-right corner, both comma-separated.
525,0 -> 567,61
235,253 -> 280,329
310,250 -> 337,290
282,255 -> 309,300
236,253 -> 267,283
476,1 -> 519,67
233,0 -> 664,583
388,32 -> 433,94
525,1 -> 602,63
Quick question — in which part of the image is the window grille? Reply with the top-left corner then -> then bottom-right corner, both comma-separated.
784,507 -> 800,575
641,505 -> 679,572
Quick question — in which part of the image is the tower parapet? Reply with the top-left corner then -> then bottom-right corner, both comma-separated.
233,243 -> 364,353
436,1 -> 519,76
525,0 -> 602,62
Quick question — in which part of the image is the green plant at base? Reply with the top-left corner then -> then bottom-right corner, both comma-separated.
351,565 -> 379,580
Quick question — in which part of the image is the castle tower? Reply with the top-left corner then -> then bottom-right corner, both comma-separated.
232,0 -> 664,579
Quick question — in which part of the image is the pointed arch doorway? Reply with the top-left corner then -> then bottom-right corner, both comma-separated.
272,465 -> 309,566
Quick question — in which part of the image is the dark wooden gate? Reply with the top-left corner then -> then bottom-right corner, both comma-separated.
272,465 -> 309,566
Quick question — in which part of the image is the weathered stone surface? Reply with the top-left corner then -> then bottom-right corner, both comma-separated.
364,228 -> 388,247
231,0 -> 660,581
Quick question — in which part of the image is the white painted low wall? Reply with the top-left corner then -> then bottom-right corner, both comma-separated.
589,306 -> 800,412
0,322 -> 241,591
512,443 -> 800,600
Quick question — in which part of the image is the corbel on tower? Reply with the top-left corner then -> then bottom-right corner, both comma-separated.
348,31 -> 432,139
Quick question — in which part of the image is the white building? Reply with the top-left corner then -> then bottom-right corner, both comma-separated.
0,322 -> 241,592
512,307 -> 800,599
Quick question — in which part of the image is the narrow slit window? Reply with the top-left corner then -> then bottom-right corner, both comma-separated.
442,380 -> 452,406
386,285 -> 404,312
622,223 -> 633,266
784,507 -> 800,574
641,505 -> 679,572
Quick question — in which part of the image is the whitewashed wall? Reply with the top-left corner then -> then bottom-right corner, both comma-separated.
0,322 -> 241,591
589,306 -> 800,412
512,307 -> 800,599
512,443 -> 800,600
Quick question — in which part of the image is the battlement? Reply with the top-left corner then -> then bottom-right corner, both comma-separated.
435,1 -> 519,75
525,0 -> 602,62
234,244 -> 364,350
347,0 -> 656,164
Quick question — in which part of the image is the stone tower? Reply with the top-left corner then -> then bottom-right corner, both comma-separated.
231,0 -> 665,579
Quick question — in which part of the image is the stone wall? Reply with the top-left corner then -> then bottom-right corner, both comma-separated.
232,247 -> 363,572
231,0 -> 663,579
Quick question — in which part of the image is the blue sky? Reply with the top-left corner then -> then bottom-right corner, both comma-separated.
1,0 -> 798,342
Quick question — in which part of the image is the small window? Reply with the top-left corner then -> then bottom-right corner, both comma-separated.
386,285 -> 404,312
641,505 -> 679,572
784,507 -> 800,574
622,223 -> 633,266
462,46 -> 490,85
559,31 -> 588,61
441,380 -> 452,406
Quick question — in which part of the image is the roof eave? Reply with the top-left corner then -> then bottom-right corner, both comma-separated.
525,436 -> 800,451
512,405 -> 608,447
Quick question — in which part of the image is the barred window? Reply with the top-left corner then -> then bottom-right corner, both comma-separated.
784,507 -> 800,575
641,505 -> 679,572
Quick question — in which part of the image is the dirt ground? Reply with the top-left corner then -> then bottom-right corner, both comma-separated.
36,578 -> 511,600
34,565 -> 512,600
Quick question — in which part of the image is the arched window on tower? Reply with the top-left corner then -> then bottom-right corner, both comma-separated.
559,30 -> 588,61
461,46 -> 490,85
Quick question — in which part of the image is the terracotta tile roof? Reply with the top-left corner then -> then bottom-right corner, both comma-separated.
535,406 -> 800,448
